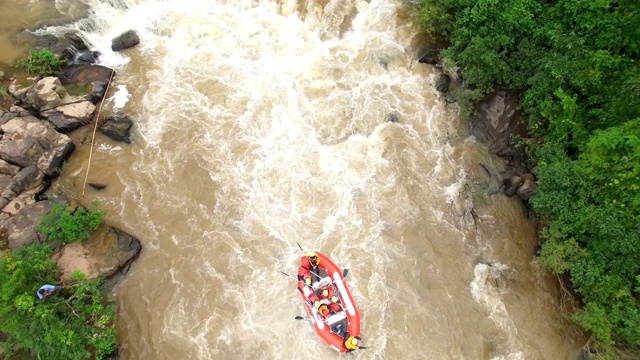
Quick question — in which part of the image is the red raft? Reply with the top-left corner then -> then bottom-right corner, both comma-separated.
296,251 -> 361,353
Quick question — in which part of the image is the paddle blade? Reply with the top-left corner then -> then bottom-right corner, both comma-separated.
297,242 -> 304,252
343,269 -> 349,278
295,316 -> 305,320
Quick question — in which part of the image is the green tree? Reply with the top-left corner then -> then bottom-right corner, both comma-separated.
37,201 -> 105,245
0,245 -> 116,359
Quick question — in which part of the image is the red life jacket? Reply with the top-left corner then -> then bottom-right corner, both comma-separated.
319,286 -> 335,299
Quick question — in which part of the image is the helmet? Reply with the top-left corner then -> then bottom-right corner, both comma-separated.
322,289 -> 329,297
351,338 -> 358,346
306,252 -> 317,258
305,278 -> 311,285
314,301 -> 321,308
331,296 -> 339,303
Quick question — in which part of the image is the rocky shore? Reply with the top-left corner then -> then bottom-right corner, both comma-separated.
0,29 -> 141,281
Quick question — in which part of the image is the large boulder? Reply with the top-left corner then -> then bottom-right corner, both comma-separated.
58,64 -> 115,103
0,117 -> 74,167
53,223 -> 142,280
100,113 -> 134,143
470,90 -> 523,153
111,30 -> 140,52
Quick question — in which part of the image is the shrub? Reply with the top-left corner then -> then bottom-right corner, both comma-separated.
37,201 -> 105,245
0,245 -> 116,359
17,49 -> 63,77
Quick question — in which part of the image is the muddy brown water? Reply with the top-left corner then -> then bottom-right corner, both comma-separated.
2,0 -> 584,359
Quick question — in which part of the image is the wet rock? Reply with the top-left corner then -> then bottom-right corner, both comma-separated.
517,179 -> 537,200
73,50 -> 100,64
496,147 -> 520,159
37,141 -> 75,176
504,175 -> 523,188
59,64 -> 115,103
386,113 -> 399,123
418,48 -> 440,65
53,223 -> 142,280
100,113 -> 133,143
88,182 -> 107,190
521,173 -> 535,182
64,32 -> 90,51
41,110 -> 86,133
111,30 -> 140,52
470,90 -> 523,153
436,74 -> 451,93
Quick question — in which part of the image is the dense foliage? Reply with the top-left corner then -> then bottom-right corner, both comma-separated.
0,245 -> 116,359
17,49 -> 63,77
37,201 -> 105,245
413,0 -> 640,356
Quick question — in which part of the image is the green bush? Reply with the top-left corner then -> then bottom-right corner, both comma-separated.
37,201 -> 105,245
0,245 -> 116,359
17,49 -> 63,77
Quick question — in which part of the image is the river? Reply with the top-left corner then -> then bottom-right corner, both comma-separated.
1,0 -> 583,359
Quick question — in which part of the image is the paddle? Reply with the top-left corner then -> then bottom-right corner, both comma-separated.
297,242 -> 304,252
343,269 -> 349,278
295,316 -> 305,320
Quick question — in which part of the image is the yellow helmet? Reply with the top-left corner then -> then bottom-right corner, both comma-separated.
306,252 -> 317,258
331,296 -> 339,303
305,278 -> 311,285
322,289 -> 329,297
314,301 -> 321,308
351,337 -> 358,346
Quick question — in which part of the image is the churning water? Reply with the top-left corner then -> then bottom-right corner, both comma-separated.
2,0 -> 583,358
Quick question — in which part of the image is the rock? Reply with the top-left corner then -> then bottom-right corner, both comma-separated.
74,50 -> 100,64
386,113 -> 399,123
0,159 -> 21,176
0,117 -> 74,167
64,32 -> 90,51
2,165 -> 44,197
41,110 -> 86,133
418,48 -> 440,65
0,200 -> 53,250
59,64 -> 115,103
8,78 -> 36,102
521,173 -> 535,182
111,30 -> 140,52
504,175 -> 523,188
0,111 -> 19,125
517,179 -> 537,200
25,77 -> 68,110
100,113 -> 133,143
436,74 -> 451,93
37,141 -> 75,176
496,147 -> 520,159
88,182 -> 107,190
470,90 -> 523,153
52,101 -> 96,122
53,223 -> 142,280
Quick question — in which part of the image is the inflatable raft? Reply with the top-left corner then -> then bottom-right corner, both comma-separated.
296,251 -> 361,353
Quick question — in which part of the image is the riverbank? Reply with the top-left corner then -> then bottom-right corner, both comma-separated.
0,30 -> 142,358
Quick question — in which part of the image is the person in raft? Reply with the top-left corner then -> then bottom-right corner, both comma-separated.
37,284 -> 62,300
319,284 -> 342,313
299,252 -> 320,286
344,335 -> 361,352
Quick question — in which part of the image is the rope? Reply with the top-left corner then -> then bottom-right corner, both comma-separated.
81,70 -> 115,197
